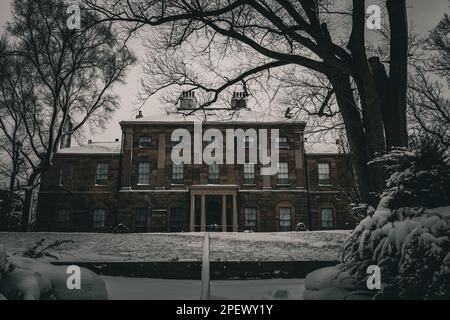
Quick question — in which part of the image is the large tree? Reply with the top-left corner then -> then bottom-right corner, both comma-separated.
407,13 -> 450,148
84,0 -> 409,205
0,0 -> 135,230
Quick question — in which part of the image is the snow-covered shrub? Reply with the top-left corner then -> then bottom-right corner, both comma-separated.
0,245 -> 14,279
341,136 -> 450,299
370,136 -> 450,209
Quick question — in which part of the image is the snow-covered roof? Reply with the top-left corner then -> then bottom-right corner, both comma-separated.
57,141 -> 121,155
305,142 -> 341,154
120,109 -> 306,126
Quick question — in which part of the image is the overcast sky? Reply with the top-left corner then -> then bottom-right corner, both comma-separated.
0,0 -> 449,143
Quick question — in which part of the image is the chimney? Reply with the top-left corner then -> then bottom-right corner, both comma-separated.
136,110 -> 143,119
115,138 -> 119,142
88,139 -> 93,144
60,117 -> 73,149
285,107 -> 294,119
231,92 -> 248,110
179,91 -> 197,110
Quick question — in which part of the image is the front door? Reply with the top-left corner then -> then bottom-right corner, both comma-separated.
206,198 -> 221,231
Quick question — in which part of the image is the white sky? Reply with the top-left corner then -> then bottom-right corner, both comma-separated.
0,0 -> 448,143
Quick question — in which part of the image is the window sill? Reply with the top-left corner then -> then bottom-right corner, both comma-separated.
171,183 -> 185,187
277,184 -> 291,187
243,183 -> 256,187
318,184 -> 333,187
137,184 -> 150,186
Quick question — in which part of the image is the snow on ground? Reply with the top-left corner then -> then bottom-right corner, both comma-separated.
0,231 -> 350,262
103,276 -> 305,300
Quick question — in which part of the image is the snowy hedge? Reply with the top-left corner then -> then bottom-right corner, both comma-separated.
0,244 -> 107,300
341,137 -> 450,299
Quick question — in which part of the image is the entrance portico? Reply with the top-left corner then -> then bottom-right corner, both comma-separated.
189,185 -> 239,232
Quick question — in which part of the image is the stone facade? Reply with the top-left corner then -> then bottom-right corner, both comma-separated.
36,111 -> 356,232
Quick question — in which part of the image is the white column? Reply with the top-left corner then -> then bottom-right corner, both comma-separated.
201,194 -> 206,232
232,194 -> 238,232
222,194 -> 227,232
190,194 -> 195,232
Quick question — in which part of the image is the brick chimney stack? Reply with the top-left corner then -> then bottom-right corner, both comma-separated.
136,110 -> 144,119
179,91 -> 197,110
231,92 -> 248,110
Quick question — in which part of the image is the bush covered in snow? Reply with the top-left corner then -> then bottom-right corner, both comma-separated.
341,136 -> 450,299
0,245 -> 14,279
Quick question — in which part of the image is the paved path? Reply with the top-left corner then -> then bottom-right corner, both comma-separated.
103,276 -> 305,300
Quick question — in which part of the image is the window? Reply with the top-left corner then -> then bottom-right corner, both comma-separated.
277,162 -> 289,185
244,207 -> 257,230
279,207 -> 292,232
172,136 -> 183,147
172,163 -> 184,184
318,163 -> 331,185
139,136 -> 152,148
208,162 -> 220,184
93,209 -> 106,230
57,209 -> 70,229
95,163 -> 108,185
276,136 -> 289,149
321,208 -> 334,228
243,136 -> 256,149
135,208 -> 148,232
243,163 -> 256,185
138,162 -> 151,185
59,165 -> 72,186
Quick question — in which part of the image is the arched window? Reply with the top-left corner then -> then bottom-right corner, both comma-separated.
276,201 -> 295,232
321,208 -> 334,229
279,207 -> 292,231
244,207 -> 257,231
93,208 -> 106,230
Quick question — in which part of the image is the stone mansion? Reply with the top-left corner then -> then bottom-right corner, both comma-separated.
36,95 -> 356,233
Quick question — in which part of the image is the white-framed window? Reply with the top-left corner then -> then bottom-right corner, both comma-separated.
275,136 -> 289,149
56,209 -> 70,229
93,208 -> 106,230
244,207 -> 257,230
243,163 -> 256,185
277,162 -> 289,185
279,207 -> 292,232
321,208 -> 334,228
172,163 -> 184,184
95,162 -> 108,185
243,136 -> 256,149
318,163 -> 331,185
138,162 -> 151,185
171,136 -> 183,147
208,162 -> 220,184
139,136 -> 153,148
135,207 -> 148,232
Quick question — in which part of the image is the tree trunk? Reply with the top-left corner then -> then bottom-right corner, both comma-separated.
369,57 -> 396,148
386,0 -> 409,148
348,0 -> 386,160
21,173 -> 40,232
328,71 -> 373,205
